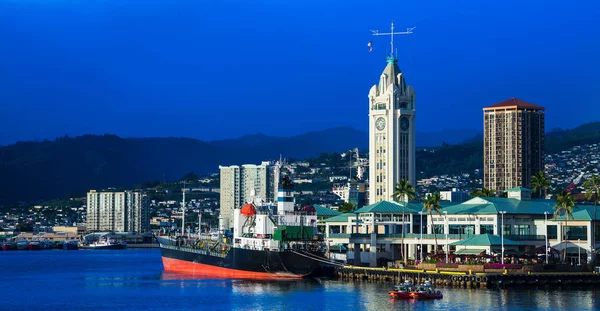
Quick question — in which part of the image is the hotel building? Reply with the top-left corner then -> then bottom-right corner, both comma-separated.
483,98 -> 545,192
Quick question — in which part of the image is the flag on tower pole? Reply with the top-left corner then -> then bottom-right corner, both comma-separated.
367,41 -> 372,52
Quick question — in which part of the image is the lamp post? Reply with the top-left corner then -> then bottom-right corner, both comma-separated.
544,211 -> 549,264
578,239 -> 581,266
443,211 -> 448,263
500,211 -> 506,265
419,211 -> 423,261
198,211 -> 202,234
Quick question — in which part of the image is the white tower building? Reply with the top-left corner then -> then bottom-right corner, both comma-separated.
368,56 -> 416,204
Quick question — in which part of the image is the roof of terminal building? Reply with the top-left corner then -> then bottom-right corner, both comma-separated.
313,204 -> 342,217
441,197 -> 557,215
554,207 -> 594,221
483,98 -> 545,111
353,200 -> 423,214
323,213 -> 356,223
441,197 -> 596,220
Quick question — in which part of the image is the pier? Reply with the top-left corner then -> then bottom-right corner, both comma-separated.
333,266 -> 600,288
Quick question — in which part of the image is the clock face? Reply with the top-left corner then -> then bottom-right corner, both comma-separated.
400,117 -> 409,131
375,117 -> 386,131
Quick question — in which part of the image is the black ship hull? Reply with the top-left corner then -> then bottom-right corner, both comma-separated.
158,237 -> 324,279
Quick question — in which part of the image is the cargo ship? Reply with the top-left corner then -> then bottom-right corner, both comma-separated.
157,177 -> 329,279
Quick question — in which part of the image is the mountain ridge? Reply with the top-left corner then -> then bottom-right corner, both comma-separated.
1,122 -> 599,205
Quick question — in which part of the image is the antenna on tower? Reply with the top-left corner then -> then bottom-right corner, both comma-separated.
371,22 -> 415,59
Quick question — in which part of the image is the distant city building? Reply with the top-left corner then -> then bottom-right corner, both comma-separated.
368,56 -> 416,204
483,98 -> 545,192
219,161 -> 279,229
86,190 -> 149,233
439,188 -> 470,203
333,180 -> 367,209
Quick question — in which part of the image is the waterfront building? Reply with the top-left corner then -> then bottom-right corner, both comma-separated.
86,190 -> 149,233
332,187 -> 598,267
439,188 -> 471,203
219,161 -> 279,229
483,98 -> 545,192
368,56 -> 416,204
313,204 -> 341,234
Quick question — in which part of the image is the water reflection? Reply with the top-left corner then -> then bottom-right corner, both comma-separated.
154,272 -> 600,311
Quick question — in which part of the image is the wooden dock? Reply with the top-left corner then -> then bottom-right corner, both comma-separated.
334,266 -> 600,288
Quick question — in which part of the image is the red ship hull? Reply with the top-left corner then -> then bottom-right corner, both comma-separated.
162,257 -> 303,280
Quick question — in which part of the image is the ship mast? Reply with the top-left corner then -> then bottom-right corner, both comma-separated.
181,181 -> 186,236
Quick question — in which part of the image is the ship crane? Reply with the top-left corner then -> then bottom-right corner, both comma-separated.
565,172 -> 585,193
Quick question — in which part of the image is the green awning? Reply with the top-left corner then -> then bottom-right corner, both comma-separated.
454,249 -> 486,255
329,244 -> 348,252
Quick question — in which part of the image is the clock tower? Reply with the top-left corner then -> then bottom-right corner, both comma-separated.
368,56 -> 416,204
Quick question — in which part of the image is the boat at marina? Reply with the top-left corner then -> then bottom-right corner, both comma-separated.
63,239 -> 79,250
2,241 -> 17,250
16,239 -> 29,250
388,280 -> 414,299
28,240 -> 42,250
409,280 -> 443,300
80,237 -> 126,250
158,177 -> 329,279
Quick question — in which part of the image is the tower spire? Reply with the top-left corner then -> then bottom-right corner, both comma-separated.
370,22 -> 415,59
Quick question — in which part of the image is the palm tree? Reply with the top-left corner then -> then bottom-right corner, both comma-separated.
531,171 -> 552,199
553,190 -> 575,263
422,193 -> 442,256
584,176 -> 600,263
392,180 -> 416,265
470,187 -> 495,198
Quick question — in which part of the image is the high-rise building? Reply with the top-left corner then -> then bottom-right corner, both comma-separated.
439,188 -> 470,203
219,161 -> 279,229
86,190 -> 149,233
368,57 -> 416,204
483,98 -> 545,192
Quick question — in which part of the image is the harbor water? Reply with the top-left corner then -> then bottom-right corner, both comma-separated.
1,249 -> 599,311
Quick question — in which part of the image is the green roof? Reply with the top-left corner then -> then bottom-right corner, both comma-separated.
454,248 -> 486,255
505,186 -> 532,192
323,213 -> 356,223
313,204 -> 341,217
449,234 -> 521,246
554,208 -> 593,221
441,197 -> 559,215
353,200 -> 422,214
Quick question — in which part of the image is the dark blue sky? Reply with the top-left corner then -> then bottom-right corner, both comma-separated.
1,0 -> 599,145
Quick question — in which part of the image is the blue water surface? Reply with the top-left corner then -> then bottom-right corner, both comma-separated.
0,249 -> 598,311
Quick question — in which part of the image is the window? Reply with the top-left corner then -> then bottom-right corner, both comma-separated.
565,226 -> 587,240
513,224 -> 530,236
449,225 -> 475,235
480,224 -> 494,234
547,225 -> 557,239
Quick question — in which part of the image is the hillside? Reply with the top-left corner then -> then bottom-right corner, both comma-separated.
416,122 -> 600,178
0,127 -> 367,205
1,122 -> 598,205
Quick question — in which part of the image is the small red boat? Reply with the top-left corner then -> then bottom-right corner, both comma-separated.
28,241 -> 42,250
388,280 -> 414,299
409,280 -> 443,300
2,242 -> 17,250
